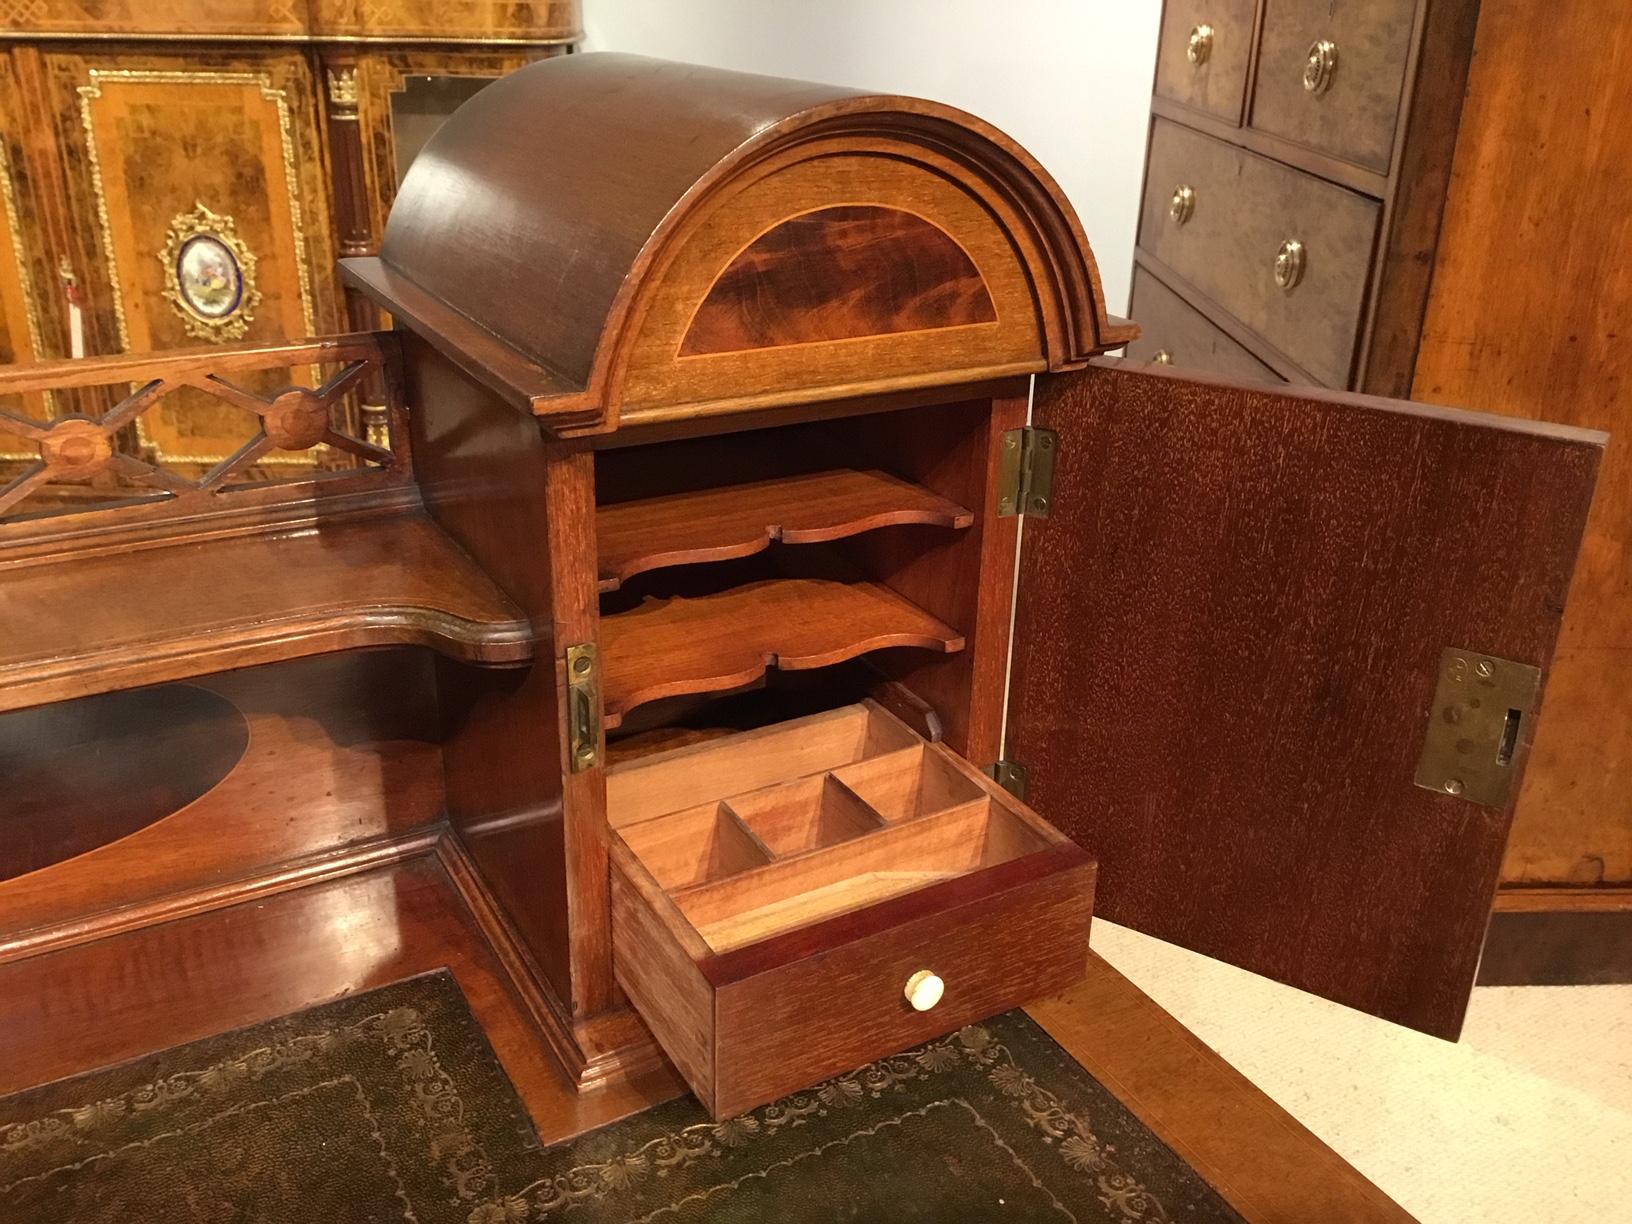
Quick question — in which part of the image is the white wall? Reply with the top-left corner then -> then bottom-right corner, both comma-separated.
582,1 -> 1159,313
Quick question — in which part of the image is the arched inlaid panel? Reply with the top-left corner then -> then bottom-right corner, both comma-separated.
620,151 -> 1048,416
679,205 -> 996,356
0,684 -> 249,882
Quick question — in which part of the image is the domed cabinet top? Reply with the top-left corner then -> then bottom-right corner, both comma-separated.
344,53 -> 1133,436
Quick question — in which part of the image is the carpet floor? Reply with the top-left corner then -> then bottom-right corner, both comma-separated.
0,969 -> 1243,1223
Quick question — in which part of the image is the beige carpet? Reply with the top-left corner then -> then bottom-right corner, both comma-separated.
1091,921 -> 1632,1224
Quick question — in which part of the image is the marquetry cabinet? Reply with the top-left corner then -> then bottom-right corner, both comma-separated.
0,54 -> 1605,1124
0,1 -> 578,474
1128,0 -> 1480,393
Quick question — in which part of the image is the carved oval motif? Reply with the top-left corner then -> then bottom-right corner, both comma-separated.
680,205 -> 998,356
0,684 -> 249,882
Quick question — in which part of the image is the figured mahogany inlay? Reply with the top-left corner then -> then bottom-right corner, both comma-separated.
0,684 -> 249,882
679,205 -> 997,356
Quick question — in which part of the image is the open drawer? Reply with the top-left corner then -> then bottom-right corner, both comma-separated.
607,701 -> 1096,1117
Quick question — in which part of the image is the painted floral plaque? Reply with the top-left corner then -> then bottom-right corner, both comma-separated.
159,202 -> 262,341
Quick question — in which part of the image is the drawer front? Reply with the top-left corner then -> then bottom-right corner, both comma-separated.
1127,267 -> 1282,382
1250,0 -> 1418,172
1139,119 -> 1380,386
710,853 -> 1094,1118
607,701 -> 1095,1118
1154,0 -> 1257,123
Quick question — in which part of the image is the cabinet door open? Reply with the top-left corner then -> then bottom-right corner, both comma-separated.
1009,358 -> 1603,1038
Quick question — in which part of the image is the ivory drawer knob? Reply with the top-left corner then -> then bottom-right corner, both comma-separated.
904,969 -> 944,1012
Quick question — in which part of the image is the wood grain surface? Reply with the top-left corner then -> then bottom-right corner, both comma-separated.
370,53 -> 1124,433
1249,0 -> 1418,173
0,684 -> 248,882
1153,0 -> 1257,124
0,507 -> 531,713
596,468 -> 972,592
599,577 -> 965,729
1413,0 -> 1632,892
1010,359 -> 1602,1037
0,651 -> 446,956
1139,118 -> 1380,387
1127,266 -> 1280,381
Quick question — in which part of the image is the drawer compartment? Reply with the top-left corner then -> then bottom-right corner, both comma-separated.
1139,118 -> 1380,386
1127,266 -> 1282,382
1250,0 -> 1417,172
1154,0 -> 1257,123
609,701 -> 1095,1117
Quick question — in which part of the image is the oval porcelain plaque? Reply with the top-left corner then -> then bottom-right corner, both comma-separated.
175,233 -> 245,321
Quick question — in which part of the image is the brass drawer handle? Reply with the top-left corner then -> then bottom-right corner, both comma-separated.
1304,39 -> 1338,94
1187,24 -> 1214,66
1169,184 -> 1195,226
1274,238 -> 1306,290
904,969 -> 944,1011
1152,349 -> 1174,365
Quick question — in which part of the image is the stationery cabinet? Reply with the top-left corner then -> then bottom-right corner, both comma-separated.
0,54 -> 1604,1119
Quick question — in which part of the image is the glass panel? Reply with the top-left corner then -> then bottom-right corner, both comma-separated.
389,75 -> 497,186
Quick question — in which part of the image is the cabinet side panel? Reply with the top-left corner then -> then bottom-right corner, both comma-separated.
403,333 -> 574,1010
1412,1 -> 1632,892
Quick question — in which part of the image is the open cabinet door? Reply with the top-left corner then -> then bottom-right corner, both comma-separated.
1008,360 -> 1604,1038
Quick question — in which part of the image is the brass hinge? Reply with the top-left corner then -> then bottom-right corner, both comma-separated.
1413,647 -> 1542,808
565,643 -> 601,773
985,760 -> 1029,800
997,426 -> 1058,518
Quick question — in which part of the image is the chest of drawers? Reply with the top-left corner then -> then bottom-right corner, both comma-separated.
1129,0 -> 1481,393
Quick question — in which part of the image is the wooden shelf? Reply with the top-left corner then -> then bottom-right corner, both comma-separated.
600,578 -> 964,728
596,469 -> 973,591
1,509 -> 533,714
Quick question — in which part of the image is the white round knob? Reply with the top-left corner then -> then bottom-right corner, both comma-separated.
904,969 -> 944,1012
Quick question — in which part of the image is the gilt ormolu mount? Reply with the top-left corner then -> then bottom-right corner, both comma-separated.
0,54 -> 1604,1119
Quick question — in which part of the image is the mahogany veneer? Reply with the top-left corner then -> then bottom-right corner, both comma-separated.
607,702 -> 1094,1117
595,467 -> 973,591
599,577 -> 965,729
2,509 -> 530,713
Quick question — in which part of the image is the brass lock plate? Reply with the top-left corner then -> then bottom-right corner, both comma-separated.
1413,648 -> 1541,808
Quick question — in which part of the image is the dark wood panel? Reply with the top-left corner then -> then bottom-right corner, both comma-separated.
1154,0 -> 1257,124
1139,118 -> 1379,386
1127,266 -> 1281,381
1478,907 -> 1632,986
403,332 -> 584,1013
1011,359 -> 1602,1037
1250,0 -> 1418,173
1414,0 -> 1632,890
680,205 -> 996,356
